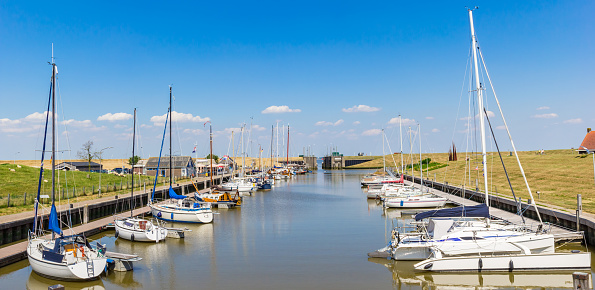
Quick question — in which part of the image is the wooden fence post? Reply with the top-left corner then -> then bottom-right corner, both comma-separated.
7,193 -> 10,207
24,192 -> 27,205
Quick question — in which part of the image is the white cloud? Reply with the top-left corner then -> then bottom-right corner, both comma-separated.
97,112 -> 133,122
563,118 -> 583,124
532,113 -> 558,119
261,105 -> 301,114
61,119 -> 94,127
140,124 -> 152,128
183,128 -> 204,135
150,111 -> 210,125
426,117 -> 435,120
315,119 -> 344,126
113,124 -> 127,129
24,111 -> 55,122
342,105 -> 380,113
353,121 -> 360,125
388,117 -> 416,126
431,128 -> 440,133
496,125 -> 506,130
362,129 -> 382,136
251,125 -> 267,131
460,111 -> 496,121
536,106 -> 550,110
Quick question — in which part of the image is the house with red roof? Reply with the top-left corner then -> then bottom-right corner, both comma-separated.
578,128 -> 595,154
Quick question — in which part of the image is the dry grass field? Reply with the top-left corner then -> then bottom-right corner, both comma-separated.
350,149 -> 595,213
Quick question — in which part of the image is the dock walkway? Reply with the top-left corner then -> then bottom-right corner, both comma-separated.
0,187 -> 211,268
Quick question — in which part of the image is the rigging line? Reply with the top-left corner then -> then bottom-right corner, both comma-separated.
445,43 -> 473,183
478,48 -> 542,224
56,76 -> 77,202
484,107 -> 524,222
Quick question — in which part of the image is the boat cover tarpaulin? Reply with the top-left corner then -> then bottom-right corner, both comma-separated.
414,204 -> 489,221
169,186 -> 186,199
48,203 -> 63,235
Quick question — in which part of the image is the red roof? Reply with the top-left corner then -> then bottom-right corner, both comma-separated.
579,131 -> 595,151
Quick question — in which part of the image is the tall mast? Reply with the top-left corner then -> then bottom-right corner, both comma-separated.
51,50 -> 57,239
276,122 -> 279,166
270,125 -> 274,169
419,124 -> 423,193
399,115 -> 403,174
232,131 -> 235,177
469,8 -> 490,207
210,122 -> 213,187
131,108 -> 136,217
286,124 -> 290,165
409,126 -> 414,181
169,86 -> 172,189
241,125 -> 245,177
382,129 -> 386,174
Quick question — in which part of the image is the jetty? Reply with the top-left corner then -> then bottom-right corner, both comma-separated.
0,174 -> 230,267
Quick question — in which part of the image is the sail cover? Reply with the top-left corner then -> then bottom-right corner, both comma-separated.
415,203 -> 489,221
169,186 -> 186,199
48,203 -> 63,235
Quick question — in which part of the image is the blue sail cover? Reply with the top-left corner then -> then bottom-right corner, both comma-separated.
415,204 -> 489,221
169,187 -> 186,199
48,203 -> 63,235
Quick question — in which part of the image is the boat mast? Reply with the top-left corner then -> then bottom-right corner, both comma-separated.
169,86 -> 173,190
51,49 -> 57,239
399,115 -> 403,175
270,125 -> 274,170
209,121 -> 213,187
409,126 -> 414,182
241,125 -> 245,178
419,124 -> 423,193
382,129 -> 386,174
469,8 -> 490,207
286,124 -> 290,166
131,108 -> 136,218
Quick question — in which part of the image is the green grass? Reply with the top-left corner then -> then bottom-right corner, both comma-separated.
0,163 -> 174,215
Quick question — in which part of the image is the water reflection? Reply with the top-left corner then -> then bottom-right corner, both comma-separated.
369,257 -> 578,289
26,272 -> 106,290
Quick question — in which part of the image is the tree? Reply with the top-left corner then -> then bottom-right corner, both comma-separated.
128,155 -> 141,166
77,140 -> 98,172
206,154 -> 219,163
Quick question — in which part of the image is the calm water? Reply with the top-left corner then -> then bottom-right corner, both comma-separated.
0,169 -> 591,289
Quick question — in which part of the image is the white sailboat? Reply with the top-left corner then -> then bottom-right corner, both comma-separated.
115,108 -> 168,242
412,8 -> 590,271
149,86 -> 214,224
27,55 -> 107,280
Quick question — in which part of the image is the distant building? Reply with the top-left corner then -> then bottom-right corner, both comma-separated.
578,128 -> 595,154
145,156 -> 196,178
133,159 -> 147,175
56,161 -> 103,172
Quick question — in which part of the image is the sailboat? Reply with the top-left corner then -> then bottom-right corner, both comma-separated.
149,86 -> 214,223
27,54 -> 107,280
114,109 -> 168,242
220,125 -> 257,193
413,8 -> 590,272
382,125 -> 447,208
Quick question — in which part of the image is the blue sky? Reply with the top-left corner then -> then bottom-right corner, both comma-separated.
1,0 -> 593,161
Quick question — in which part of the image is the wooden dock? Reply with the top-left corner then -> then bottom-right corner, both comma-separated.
0,175 -> 226,268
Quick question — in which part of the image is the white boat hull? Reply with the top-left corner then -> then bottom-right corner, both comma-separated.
27,239 -> 107,281
414,251 -> 591,272
150,204 -> 214,224
115,218 -> 168,242
384,197 -> 447,208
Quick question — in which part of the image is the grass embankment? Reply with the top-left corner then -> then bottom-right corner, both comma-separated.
350,149 -> 595,214
0,163 -> 174,216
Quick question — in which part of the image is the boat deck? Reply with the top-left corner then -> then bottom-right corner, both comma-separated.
404,180 -> 583,241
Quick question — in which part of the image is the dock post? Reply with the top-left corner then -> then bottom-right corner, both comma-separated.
182,184 -> 185,195
83,204 -> 89,224
572,272 -> 589,290
144,182 -> 146,193
577,194 -> 582,231
7,194 -> 10,207
24,192 -> 27,205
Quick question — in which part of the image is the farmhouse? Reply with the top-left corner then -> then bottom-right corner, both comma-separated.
578,128 -> 595,154
56,161 -> 103,172
145,156 -> 196,178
